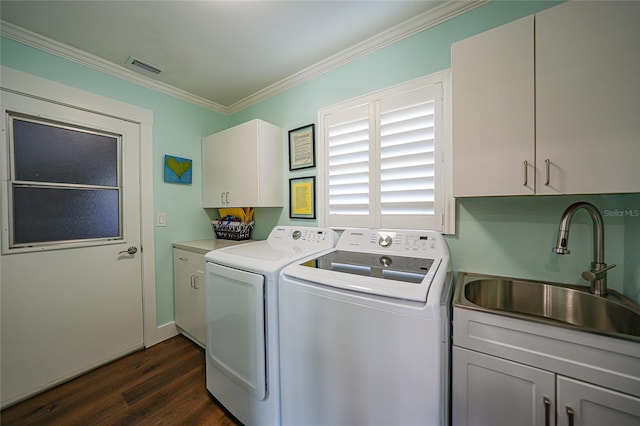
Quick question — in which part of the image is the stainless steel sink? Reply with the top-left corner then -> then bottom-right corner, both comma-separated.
454,273 -> 640,343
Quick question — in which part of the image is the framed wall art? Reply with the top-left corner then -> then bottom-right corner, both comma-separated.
288,124 -> 315,171
289,176 -> 316,219
164,154 -> 193,184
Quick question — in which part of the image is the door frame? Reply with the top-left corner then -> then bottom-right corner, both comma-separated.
1,65 -> 174,347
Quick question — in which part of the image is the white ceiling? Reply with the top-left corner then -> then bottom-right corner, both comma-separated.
0,1 -> 482,113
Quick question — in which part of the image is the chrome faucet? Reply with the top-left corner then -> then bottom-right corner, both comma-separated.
553,201 -> 615,296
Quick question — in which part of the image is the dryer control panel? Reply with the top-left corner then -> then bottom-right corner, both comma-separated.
268,226 -> 339,249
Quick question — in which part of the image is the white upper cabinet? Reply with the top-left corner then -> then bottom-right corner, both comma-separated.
452,1 -> 640,197
452,16 -> 535,197
535,1 -> 640,195
202,130 -> 228,207
202,119 -> 283,208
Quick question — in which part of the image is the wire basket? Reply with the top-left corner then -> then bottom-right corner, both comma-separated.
213,220 -> 254,241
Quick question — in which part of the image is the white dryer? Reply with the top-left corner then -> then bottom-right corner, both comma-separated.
278,228 -> 453,426
204,226 -> 339,426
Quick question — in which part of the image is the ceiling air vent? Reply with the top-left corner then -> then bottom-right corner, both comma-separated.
126,56 -> 162,75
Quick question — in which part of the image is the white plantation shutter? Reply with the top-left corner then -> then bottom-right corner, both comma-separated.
380,84 -> 441,229
319,74 -> 450,231
326,104 -> 375,228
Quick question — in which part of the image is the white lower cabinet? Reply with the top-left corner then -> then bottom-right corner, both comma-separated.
557,376 -> 640,426
452,308 -> 640,426
453,347 -> 554,426
453,347 -> 640,426
173,248 -> 205,346
173,239 -> 251,347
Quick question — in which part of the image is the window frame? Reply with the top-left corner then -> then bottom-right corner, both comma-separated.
316,70 -> 455,234
4,111 -> 125,252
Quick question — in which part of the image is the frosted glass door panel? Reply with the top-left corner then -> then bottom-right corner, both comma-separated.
12,118 -> 118,186
7,114 -> 122,249
13,186 -> 120,244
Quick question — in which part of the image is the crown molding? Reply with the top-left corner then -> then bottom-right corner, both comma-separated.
1,0 -> 488,116
225,0 -> 489,114
0,20 -> 229,114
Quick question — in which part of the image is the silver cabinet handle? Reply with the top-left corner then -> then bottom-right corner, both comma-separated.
221,191 -> 230,205
190,274 -> 195,288
523,160 -> 528,186
545,159 -> 551,185
193,275 -> 200,290
119,246 -> 137,255
543,397 -> 551,426
178,257 -> 188,261
567,406 -> 575,426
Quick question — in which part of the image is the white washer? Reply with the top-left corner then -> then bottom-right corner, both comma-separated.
204,226 -> 339,426
278,228 -> 453,426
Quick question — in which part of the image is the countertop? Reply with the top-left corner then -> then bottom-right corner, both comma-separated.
172,238 -> 255,255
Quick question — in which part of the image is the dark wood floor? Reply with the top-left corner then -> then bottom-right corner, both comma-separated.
1,335 -> 242,426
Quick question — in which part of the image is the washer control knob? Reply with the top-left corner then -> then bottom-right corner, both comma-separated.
380,256 -> 393,267
378,235 -> 392,247
292,230 -> 302,240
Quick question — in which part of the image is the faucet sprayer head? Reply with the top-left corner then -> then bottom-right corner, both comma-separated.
553,229 -> 570,254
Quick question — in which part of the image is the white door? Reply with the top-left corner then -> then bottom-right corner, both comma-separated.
0,91 -> 144,407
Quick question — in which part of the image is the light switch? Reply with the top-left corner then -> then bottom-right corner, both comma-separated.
156,212 -> 166,227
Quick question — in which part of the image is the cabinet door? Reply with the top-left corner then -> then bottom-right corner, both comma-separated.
255,120 -> 284,207
202,131 -> 228,208
173,249 -> 205,345
557,376 -> 640,426
536,1 -> 640,194
452,16 -> 535,197
452,347 -> 555,426
224,121 -> 259,207
192,267 -> 205,344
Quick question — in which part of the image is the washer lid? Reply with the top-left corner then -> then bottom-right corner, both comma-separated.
310,250 -> 435,284
283,253 -> 442,303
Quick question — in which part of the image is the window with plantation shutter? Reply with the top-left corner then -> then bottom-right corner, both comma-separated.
326,104 -> 373,227
317,72 -> 454,233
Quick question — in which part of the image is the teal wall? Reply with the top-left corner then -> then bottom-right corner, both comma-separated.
230,0 -> 638,302
1,0 -> 638,330
1,37 -> 227,325
231,0 -> 565,236
451,194 -> 638,301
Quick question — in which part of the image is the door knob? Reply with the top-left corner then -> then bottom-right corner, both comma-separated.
119,246 -> 138,255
